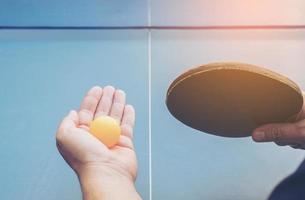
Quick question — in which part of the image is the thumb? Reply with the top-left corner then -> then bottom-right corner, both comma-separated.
58,110 -> 79,133
252,123 -> 301,142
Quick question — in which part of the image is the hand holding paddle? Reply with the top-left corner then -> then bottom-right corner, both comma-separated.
252,92 -> 305,149
167,62 -> 304,151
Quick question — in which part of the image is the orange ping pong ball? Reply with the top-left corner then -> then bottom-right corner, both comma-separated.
89,116 -> 121,148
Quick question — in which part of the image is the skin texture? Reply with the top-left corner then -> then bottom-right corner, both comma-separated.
56,86 -> 141,200
252,92 -> 305,149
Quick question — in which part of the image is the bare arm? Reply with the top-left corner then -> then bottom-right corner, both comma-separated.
78,165 -> 141,200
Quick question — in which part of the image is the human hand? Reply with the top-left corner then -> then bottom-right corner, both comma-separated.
56,86 -> 141,200
252,92 -> 305,149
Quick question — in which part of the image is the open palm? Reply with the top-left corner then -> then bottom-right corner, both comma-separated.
56,86 -> 137,181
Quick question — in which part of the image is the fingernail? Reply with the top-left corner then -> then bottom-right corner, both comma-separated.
253,131 -> 265,142
69,110 -> 77,116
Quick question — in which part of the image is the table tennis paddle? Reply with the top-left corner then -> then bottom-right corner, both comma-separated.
166,62 -> 303,137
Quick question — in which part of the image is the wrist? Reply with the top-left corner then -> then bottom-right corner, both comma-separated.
77,163 -> 133,182
77,164 -> 141,200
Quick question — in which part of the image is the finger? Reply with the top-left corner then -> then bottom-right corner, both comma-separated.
110,89 -> 126,123
57,110 -> 79,141
252,123 -> 302,143
95,85 -> 115,118
122,105 -> 135,127
121,105 -> 135,139
295,91 -> 305,120
117,135 -> 134,150
79,86 -> 103,128
59,110 -> 79,131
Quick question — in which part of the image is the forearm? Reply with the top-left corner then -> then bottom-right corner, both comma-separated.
78,166 -> 142,200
